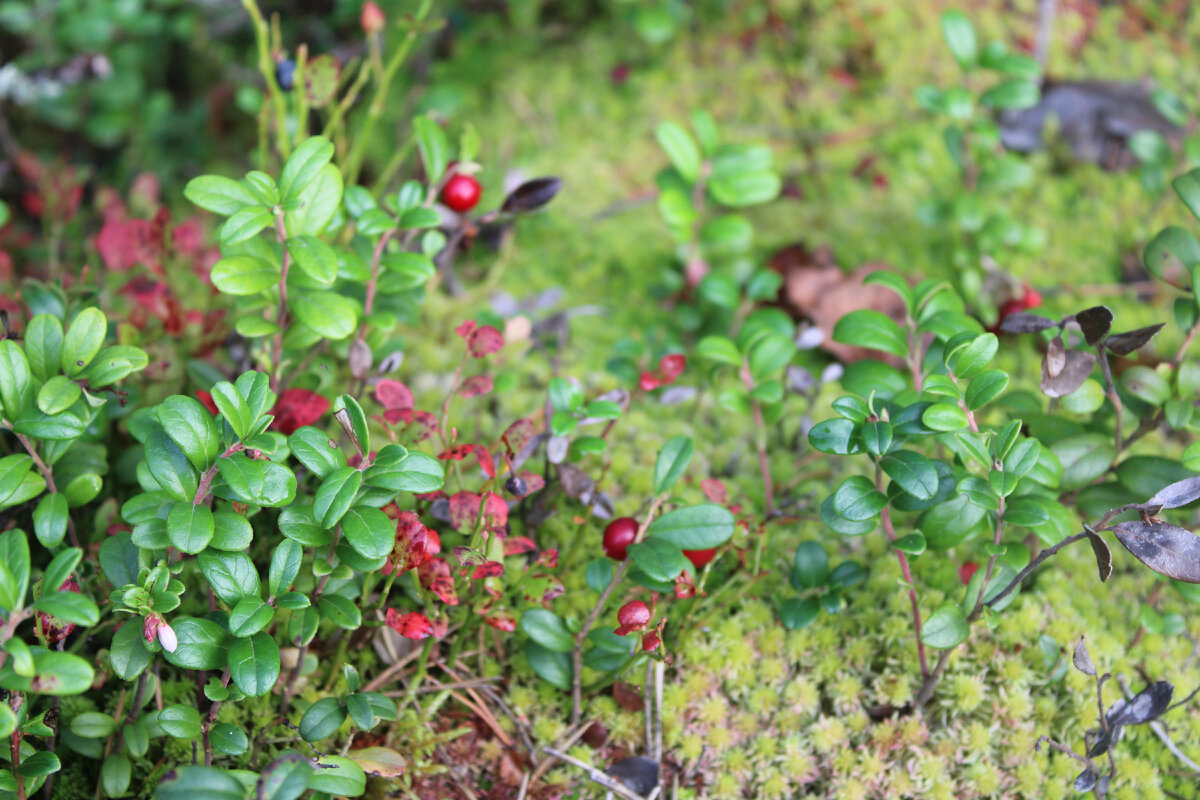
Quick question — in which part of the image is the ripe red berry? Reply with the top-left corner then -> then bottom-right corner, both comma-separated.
959,561 -> 979,585
615,600 -> 651,636
441,172 -> 482,213
683,548 -> 717,569
1022,286 -> 1043,309
603,517 -> 638,561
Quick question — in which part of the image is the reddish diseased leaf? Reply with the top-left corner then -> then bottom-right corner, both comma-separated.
429,575 -> 458,605
476,447 -> 496,479
270,389 -> 331,435
196,390 -> 219,415
641,631 -> 661,652
613,682 -> 644,712
467,326 -> 504,358
639,371 -> 662,392
382,408 -> 439,441
438,444 -> 477,461
413,489 -> 445,503
484,612 -> 516,632
502,418 -> 535,454
454,320 -> 477,340
383,511 -> 438,575
536,549 -> 559,569
504,537 -> 537,556
459,375 -> 493,398
95,216 -> 164,273
471,561 -> 504,579
385,609 -> 433,640
448,491 -> 482,532
375,379 -> 414,410
700,478 -> 727,505
539,576 -> 565,602
480,492 -> 508,532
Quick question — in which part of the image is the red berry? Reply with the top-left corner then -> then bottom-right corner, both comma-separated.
684,548 -> 717,569
1022,287 -> 1043,309
441,173 -> 482,213
615,600 -> 650,636
959,561 -> 979,585
603,517 -> 638,561
659,354 -> 686,380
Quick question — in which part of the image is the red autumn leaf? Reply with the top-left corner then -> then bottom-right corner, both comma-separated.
438,444 -> 477,461
471,561 -> 504,580
467,325 -> 504,358
196,390 -> 219,416
539,577 -> 565,603
386,609 -> 433,640
171,219 -> 203,256
476,447 -> 496,479
448,491 -> 482,532
459,374 -> 493,398
700,478 -> 728,505
641,631 -> 662,652
484,613 -> 516,632
270,389 -> 330,436
480,492 -> 508,532
381,408 -> 439,441
375,379 -> 414,410
454,320 -> 477,340
383,511 -> 437,575
504,537 -> 537,556
536,549 -> 559,569
502,418 -> 534,454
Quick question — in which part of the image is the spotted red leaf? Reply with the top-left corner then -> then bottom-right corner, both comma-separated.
536,549 -> 559,569
471,561 -> 504,579
484,613 -> 516,632
480,492 -> 508,532
476,447 -> 496,479
459,375 -> 493,398
386,609 -> 433,640
502,418 -> 534,454
454,320 -> 476,340
270,388 -> 330,435
448,491 -> 482,532
467,326 -> 504,358
504,537 -> 537,556
375,379 -> 414,410
438,444 -> 477,461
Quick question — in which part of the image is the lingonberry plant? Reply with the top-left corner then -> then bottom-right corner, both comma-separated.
811,190 -> 1200,711
0,305 -> 148,798
916,10 -> 1046,315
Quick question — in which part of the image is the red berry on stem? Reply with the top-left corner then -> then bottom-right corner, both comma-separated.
603,517 -> 638,561
615,600 -> 651,636
683,548 -> 717,569
441,172 -> 482,213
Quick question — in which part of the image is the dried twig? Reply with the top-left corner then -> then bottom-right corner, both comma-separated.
541,747 -> 645,800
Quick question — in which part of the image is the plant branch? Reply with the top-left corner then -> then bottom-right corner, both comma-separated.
14,432 -> 78,549
270,211 -> 291,389
876,464 -> 929,679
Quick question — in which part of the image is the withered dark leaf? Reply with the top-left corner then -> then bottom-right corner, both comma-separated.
1040,349 -> 1096,398
1112,520 -> 1200,583
1109,681 -> 1174,726
1074,305 -> 1114,345
607,757 -> 659,796
1085,528 -> 1113,583
348,338 -> 372,380
501,177 -> 562,214
1147,475 -> 1200,510
1045,335 -> 1067,376
1086,723 -> 1121,759
1073,768 -> 1099,792
1072,638 -> 1097,677
1000,312 -> 1058,334
1105,324 -> 1164,356
557,462 -> 594,499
